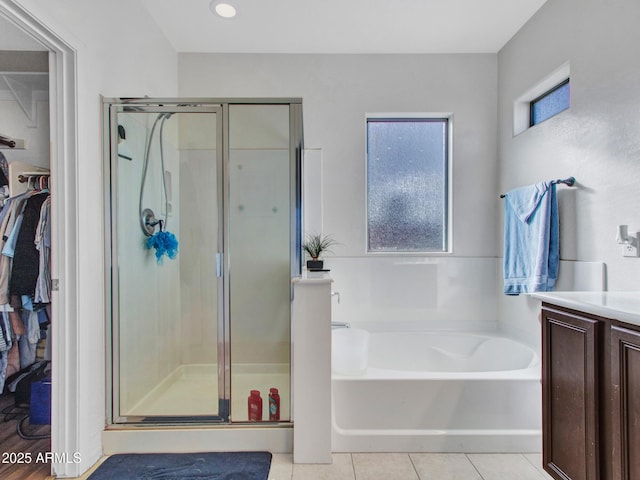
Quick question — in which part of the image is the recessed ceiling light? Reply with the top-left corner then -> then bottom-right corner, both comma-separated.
211,1 -> 237,19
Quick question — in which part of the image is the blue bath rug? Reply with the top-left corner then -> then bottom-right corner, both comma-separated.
87,452 -> 272,480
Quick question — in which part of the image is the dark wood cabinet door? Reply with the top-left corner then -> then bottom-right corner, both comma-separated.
542,307 -> 600,480
611,325 -> 640,480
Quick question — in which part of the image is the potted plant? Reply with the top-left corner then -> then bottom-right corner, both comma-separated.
303,233 -> 336,270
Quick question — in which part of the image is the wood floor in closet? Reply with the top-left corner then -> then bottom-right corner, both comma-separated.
0,392 -> 51,480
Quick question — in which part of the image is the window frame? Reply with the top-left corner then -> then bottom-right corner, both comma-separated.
529,78 -> 570,127
513,62 -> 570,136
365,113 -> 453,255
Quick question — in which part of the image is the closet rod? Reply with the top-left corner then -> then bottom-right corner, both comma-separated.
18,172 -> 50,183
0,134 -> 17,148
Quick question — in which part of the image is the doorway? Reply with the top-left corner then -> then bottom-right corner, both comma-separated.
0,2 -> 79,477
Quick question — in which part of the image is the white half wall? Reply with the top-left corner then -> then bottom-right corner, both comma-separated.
327,256 -> 499,330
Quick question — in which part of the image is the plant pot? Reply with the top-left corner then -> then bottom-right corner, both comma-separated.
306,259 -> 324,270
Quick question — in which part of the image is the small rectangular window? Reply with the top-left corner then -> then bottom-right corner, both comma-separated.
366,117 -> 449,253
530,79 -> 570,126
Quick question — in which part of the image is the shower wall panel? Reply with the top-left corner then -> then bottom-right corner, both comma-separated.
116,113 -> 182,414
178,147 -> 218,365
228,148 -> 290,364
228,105 -> 291,366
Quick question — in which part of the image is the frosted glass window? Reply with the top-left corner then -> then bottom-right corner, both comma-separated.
530,79 -> 570,126
367,118 -> 449,252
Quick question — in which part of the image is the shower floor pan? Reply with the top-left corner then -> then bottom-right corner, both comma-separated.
125,364 -> 218,417
124,363 -> 290,421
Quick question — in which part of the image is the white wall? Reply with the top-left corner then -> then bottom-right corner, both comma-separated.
0,14 -> 43,50
179,53 -> 501,328
8,0 -> 178,473
497,0 -> 640,341
0,88 -> 49,168
0,49 -> 49,169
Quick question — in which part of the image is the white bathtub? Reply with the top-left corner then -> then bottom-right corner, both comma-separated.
331,328 -> 542,452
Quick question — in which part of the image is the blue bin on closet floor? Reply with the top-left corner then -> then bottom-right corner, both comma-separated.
30,378 -> 51,425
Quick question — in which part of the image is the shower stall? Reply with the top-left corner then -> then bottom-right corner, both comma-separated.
103,99 -> 302,425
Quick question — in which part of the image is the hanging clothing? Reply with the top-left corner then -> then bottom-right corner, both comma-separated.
18,332 -> 37,369
0,311 -> 10,391
0,192 -> 32,304
5,342 -> 19,379
0,152 -> 8,185
0,322 -> 6,353
0,153 -> 9,209
8,310 -> 24,336
34,196 -> 51,304
16,309 -> 40,368
0,170 -> 53,389
10,192 -> 49,297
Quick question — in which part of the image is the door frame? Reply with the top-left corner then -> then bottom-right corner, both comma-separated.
0,1 -> 79,477
103,100 -> 227,424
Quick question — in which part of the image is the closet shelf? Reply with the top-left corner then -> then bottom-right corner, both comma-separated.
0,72 -> 48,127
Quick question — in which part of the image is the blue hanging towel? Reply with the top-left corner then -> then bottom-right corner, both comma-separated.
503,181 -> 559,295
146,230 -> 179,263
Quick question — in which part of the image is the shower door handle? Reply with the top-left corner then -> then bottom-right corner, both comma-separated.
216,252 -> 223,277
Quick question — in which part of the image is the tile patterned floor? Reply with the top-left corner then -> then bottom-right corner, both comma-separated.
71,452 -> 555,480
269,453 -> 555,480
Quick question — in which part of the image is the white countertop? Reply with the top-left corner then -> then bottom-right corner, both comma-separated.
531,291 -> 640,327
292,271 -> 333,284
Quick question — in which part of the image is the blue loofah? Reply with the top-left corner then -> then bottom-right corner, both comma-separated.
146,230 -> 179,263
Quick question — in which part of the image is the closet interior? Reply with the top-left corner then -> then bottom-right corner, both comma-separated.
0,45 -> 52,479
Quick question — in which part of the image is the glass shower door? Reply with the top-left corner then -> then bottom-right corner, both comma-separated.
109,105 -> 225,422
227,104 -> 293,422
106,98 -> 302,425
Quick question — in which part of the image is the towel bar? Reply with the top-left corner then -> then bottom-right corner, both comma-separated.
500,176 -> 575,198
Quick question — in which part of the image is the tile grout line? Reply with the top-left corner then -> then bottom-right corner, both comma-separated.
522,453 -> 549,479
408,453 -> 420,479
350,453 -> 356,479
465,453 -> 486,480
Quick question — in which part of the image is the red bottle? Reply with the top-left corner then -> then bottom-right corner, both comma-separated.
268,387 -> 280,421
248,390 -> 262,421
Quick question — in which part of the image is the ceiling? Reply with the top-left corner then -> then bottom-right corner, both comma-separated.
140,0 -> 548,54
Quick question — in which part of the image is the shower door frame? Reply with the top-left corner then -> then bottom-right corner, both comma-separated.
103,98 -> 303,426
105,101 -> 226,424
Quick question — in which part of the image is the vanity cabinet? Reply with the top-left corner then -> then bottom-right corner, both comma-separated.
542,306 -> 601,480
542,303 -> 640,480
610,326 -> 640,480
